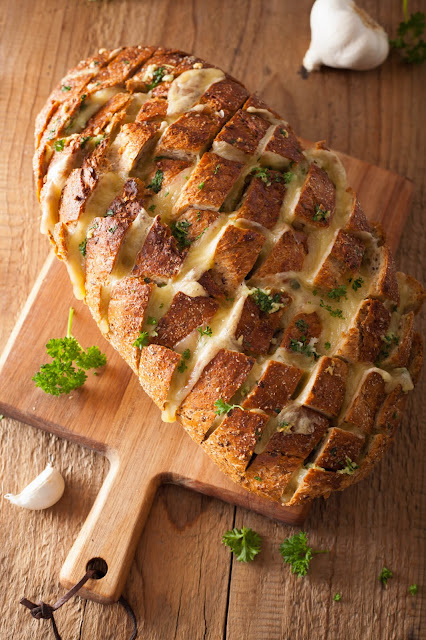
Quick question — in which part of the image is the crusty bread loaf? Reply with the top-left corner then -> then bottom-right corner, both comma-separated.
34,46 -> 425,506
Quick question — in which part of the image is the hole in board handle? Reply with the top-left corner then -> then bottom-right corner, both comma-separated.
86,557 -> 108,579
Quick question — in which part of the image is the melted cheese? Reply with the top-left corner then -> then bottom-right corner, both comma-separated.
167,68 -> 225,116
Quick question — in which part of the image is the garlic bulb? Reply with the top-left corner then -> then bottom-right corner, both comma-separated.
303,0 -> 389,72
4,463 -> 65,510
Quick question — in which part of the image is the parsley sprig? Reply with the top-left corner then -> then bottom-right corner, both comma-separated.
222,526 -> 262,562
214,398 -> 243,415
170,220 -> 192,250
147,66 -> 166,90
32,308 -> 106,396
249,288 -> 284,314
147,169 -> 164,193
379,567 -> 393,585
279,531 -> 328,577
390,4 -> 425,64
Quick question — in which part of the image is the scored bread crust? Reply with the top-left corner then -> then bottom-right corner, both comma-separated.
34,46 -> 425,506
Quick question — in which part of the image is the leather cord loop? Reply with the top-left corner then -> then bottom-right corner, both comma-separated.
20,570 -> 138,640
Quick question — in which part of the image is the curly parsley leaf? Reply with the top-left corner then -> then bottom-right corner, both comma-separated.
197,325 -> 212,337
133,331 -> 150,349
320,299 -> 345,319
379,567 -> 393,585
279,531 -> 328,577
32,308 -> 106,396
352,276 -> 364,292
337,456 -> 359,475
170,220 -> 192,250
147,169 -> 164,194
222,526 -> 262,562
333,593 -> 342,602
214,398 -> 243,415
249,288 -> 284,313
147,66 -> 166,90
390,10 -> 425,64
327,285 -> 347,302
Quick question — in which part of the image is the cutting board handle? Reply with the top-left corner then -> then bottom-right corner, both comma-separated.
60,444 -> 160,604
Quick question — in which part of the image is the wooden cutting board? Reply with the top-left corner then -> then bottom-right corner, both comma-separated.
0,150 -> 413,604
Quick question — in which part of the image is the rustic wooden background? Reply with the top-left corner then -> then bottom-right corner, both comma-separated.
1,0 -> 425,638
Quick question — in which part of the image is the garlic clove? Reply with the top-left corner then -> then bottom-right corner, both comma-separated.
4,463 -> 65,510
303,0 -> 389,73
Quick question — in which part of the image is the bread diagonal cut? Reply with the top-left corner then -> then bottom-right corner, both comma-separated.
34,46 -> 425,506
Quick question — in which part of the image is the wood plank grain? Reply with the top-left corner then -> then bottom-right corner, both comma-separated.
0,0 -> 424,638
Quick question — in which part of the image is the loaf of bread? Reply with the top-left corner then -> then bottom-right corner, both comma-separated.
34,46 -> 424,505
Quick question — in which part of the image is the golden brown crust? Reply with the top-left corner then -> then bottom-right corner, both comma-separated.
199,225 -> 265,297
235,169 -> 287,230
203,408 -> 269,477
177,349 -> 254,443
255,228 -> 308,278
337,299 -> 391,364
235,292 -> 290,355
138,344 -> 181,410
108,277 -> 153,372
301,357 -> 348,418
153,292 -> 218,348
342,370 -> 386,434
132,216 -> 185,279
294,163 -> 336,228
242,360 -> 303,415
313,230 -> 365,291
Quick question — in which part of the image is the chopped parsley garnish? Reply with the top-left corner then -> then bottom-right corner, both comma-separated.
32,308 -> 106,396
320,299 -> 344,318
80,136 -> 91,148
108,225 -> 117,234
214,399 -> 243,415
53,139 -> 65,152
197,325 -> 212,337
283,171 -> 294,184
147,317 -> 157,325
295,318 -> 309,333
214,164 -> 221,174
177,348 -> 191,373
333,593 -> 342,602
222,526 -> 262,562
61,85 -> 72,92
79,238 -> 88,257
147,169 -> 164,193
80,94 -> 87,109
289,337 -> 319,360
352,276 -> 364,291
390,10 -> 426,64
170,220 -> 192,250
147,66 -> 166,90
249,288 -> 283,314
379,567 -> 393,586
277,421 -> 292,433
324,341 -> 331,350
149,204 -> 156,212
198,181 -> 205,190
133,331 -> 150,349
279,531 -> 328,578
254,476 -> 262,481
337,457 -> 359,475
313,203 -> 330,222
327,285 -> 347,301
252,166 -> 272,185
280,128 -> 289,138
409,584 -> 418,595
377,332 -> 400,362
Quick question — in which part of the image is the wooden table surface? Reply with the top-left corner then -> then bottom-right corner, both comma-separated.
1,1 -> 425,638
